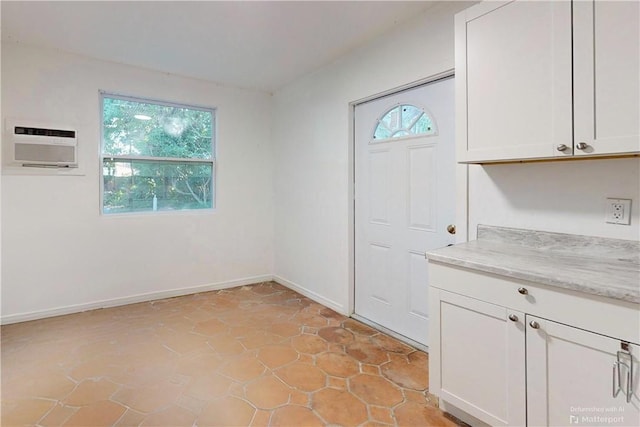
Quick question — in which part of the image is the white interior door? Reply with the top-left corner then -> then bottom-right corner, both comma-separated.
354,77 -> 456,346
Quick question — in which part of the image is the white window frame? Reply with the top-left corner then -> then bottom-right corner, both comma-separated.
99,92 -> 216,215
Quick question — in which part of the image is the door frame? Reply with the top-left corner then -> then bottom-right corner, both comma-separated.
347,69 -> 469,330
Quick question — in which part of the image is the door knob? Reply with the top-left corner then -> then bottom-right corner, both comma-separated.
576,142 -> 589,150
446,224 -> 456,235
556,144 -> 569,152
508,314 -> 519,322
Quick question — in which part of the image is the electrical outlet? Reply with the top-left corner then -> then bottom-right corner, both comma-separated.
605,198 -> 632,225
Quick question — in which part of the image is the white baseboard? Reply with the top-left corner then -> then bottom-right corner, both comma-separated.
0,274 -> 273,325
273,275 -> 347,315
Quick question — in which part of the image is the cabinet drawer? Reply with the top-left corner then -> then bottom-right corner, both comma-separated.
429,262 -> 640,344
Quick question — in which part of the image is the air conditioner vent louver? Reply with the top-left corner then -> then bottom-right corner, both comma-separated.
6,120 -> 78,168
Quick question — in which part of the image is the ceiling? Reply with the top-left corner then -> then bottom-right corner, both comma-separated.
1,1 -> 436,92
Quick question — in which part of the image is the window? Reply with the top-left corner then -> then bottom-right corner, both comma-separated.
372,104 -> 436,141
100,94 -> 215,214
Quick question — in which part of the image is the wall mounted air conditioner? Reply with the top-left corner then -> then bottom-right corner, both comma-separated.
7,120 -> 78,168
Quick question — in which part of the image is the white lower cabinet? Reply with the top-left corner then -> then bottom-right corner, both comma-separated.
429,264 -> 640,427
527,317 -> 640,427
438,290 -> 525,426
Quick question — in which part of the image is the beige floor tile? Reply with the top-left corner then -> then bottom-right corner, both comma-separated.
63,379 -> 119,406
370,405 -> 395,425
327,376 -> 347,389
63,400 -> 126,426
198,396 -> 255,426
139,404 -> 196,426
185,373 -> 233,401
240,331 -> 284,349
38,403 -> 77,426
2,368 -> 76,400
318,326 -> 355,344
111,381 -> 184,414
290,334 -> 328,354
244,375 -> 291,409
394,401 -> 459,427
372,333 -> 414,354
0,282 -> 464,427
219,355 -> 266,382
381,351 -> 429,391
193,318 -> 229,336
1,398 -> 56,426
349,374 -> 404,406
346,340 -> 390,365
207,333 -> 246,355
275,362 -> 326,392
312,388 -> 369,426
174,352 -> 223,377
270,405 -> 324,427
113,408 -> 147,426
316,352 -> 359,377
267,321 -> 302,338
256,344 -> 298,369
249,409 -> 272,426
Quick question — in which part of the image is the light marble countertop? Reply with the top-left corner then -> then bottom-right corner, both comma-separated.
426,225 -> 640,304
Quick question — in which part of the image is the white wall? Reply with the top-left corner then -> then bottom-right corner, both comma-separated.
272,2 -> 640,315
468,159 -> 640,240
3,2 -> 638,324
272,2 -> 475,314
1,43 -> 274,322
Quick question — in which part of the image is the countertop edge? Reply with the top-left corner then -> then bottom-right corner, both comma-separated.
426,253 -> 640,305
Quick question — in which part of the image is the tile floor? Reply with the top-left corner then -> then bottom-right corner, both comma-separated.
1,282 -> 461,426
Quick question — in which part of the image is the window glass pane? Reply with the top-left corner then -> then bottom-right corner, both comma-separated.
373,124 -> 392,140
392,130 -> 410,137
102,97 -> 213,159
372,103 -> 436,142
103,159 -> 213,214
380,106 -> 400,131
400,105 -> 423,128
410,114 -> 434,134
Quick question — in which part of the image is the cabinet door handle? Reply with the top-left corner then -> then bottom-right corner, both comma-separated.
614,349 -> 634,403
508,314 -> 518,322
556,144 -> 569,152
529,320 -> 540,329
613,362 -> 619,398
576,142 -> 589,150
517,287 -> 528,295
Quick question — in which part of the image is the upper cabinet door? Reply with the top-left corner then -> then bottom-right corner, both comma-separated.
573,0 -> 640,156
456,0 -> 573,163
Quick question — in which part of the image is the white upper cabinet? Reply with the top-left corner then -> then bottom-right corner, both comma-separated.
456,0 -> 640,163
573,0 -> 640,156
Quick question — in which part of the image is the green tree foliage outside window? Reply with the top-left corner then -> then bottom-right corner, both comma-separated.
101,95 -> 215,214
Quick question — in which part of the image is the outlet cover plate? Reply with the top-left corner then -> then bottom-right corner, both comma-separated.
605,198 -> 632,225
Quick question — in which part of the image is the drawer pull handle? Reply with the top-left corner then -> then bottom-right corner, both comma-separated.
517,287 -> 528,295
508,314 -> 518,322
613,347 -> 634,403
529,320 -> 540,329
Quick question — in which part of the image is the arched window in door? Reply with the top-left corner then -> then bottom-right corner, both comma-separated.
372,104 -> 436,141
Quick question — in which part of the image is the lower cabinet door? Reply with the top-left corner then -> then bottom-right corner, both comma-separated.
526,316 -> 640,427
438,290 -> 526,426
